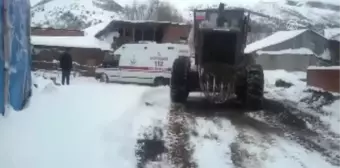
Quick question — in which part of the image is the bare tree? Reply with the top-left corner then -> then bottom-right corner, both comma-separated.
145,0 -> 160,20
124,0 -> 183,22
124,0 -> 148,20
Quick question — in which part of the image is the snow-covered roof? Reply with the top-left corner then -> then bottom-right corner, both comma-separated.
95,19 -> 189,37
324,28 -> 340,39
332,34 -> 340,41
256,48 -> 314,55
83,21 -> 113,37
308,66 -> 340,70
116,19 -> 189,25
31,36 -> 112,51
245,29 -> 308,53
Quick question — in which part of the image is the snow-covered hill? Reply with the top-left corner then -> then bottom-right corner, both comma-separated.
181,0 -> 340,32
31,0 -> 125,29
249,0 -> 340,31
31,0 -> 340,32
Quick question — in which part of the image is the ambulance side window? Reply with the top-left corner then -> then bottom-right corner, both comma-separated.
102,53 -> 120,68
113,54 -> 121,67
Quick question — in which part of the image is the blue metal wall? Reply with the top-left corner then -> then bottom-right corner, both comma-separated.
0,0 -> 4,115
8,0 -> 32,111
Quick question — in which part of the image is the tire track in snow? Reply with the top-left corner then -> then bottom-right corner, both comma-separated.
134,87 -> 172,168
100,85 -> 158,167
181,100 -> 271,168
249,99 -> 340,166
170,97 -> 268,168
183,96 -> 340,168
228,123 -> 275,168
136,87 -> 198,168
165,106 -> 197,168
186,115 -> 238,168
133,87 -> 340,167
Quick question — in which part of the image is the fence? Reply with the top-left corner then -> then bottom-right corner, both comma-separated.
32,60 -> 97,77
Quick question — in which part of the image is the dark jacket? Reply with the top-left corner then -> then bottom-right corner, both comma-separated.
59,52 -> 73,71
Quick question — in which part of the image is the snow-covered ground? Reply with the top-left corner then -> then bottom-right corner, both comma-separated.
0,70 -> 339,168
0,73 -> 151,168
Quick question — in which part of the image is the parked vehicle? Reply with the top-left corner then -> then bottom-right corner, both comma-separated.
95,42 -> 190,86
170,3 -> 265,110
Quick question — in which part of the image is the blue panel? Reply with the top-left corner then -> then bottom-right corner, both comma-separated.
8,0 -> 32,111
0,0 -> 4,115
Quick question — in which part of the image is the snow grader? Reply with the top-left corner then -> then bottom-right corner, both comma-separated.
170,3 -> 265,110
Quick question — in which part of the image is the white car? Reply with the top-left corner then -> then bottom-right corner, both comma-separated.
95,43 -> 190,86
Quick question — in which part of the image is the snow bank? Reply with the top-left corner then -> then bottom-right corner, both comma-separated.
245,29 -> 307,53
31,73 -> 57,93
264,69 -> 340,135
31,35 -> 112,51
316,49 -> 332,60
263,137 -> 337,168
320,100 -> 340,134
256,48 -> 314,55
264,70 -> 308,102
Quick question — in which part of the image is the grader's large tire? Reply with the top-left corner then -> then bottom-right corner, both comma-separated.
170,57 -> 190,103
245,64 -> 264,110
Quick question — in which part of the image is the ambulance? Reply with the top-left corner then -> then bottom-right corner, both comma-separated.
95,42 -> 190,86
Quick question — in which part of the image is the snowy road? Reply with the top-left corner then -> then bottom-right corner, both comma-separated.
0,71 -> 339,168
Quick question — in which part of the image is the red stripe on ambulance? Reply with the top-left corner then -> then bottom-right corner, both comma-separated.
119,66 -> 171,73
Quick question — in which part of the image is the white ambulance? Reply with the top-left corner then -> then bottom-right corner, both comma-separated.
95,42 -> 190,86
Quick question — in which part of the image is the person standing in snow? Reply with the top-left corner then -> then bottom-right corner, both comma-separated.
59,48 -> 73,85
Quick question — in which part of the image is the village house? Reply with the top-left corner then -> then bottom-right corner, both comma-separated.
245,28 -> 340,93
323,28 -> 340,65
245,29 -> 339,71
307,29 -> 340,93
30,35 -> 112,76
30,20 -> 190,75
92,20 -> 191,49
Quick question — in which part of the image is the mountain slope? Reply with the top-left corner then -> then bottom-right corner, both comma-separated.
183,0 -> 339,32
250,0 -> 340,30
31,0 -> 340,33
31,0 -> 124,29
